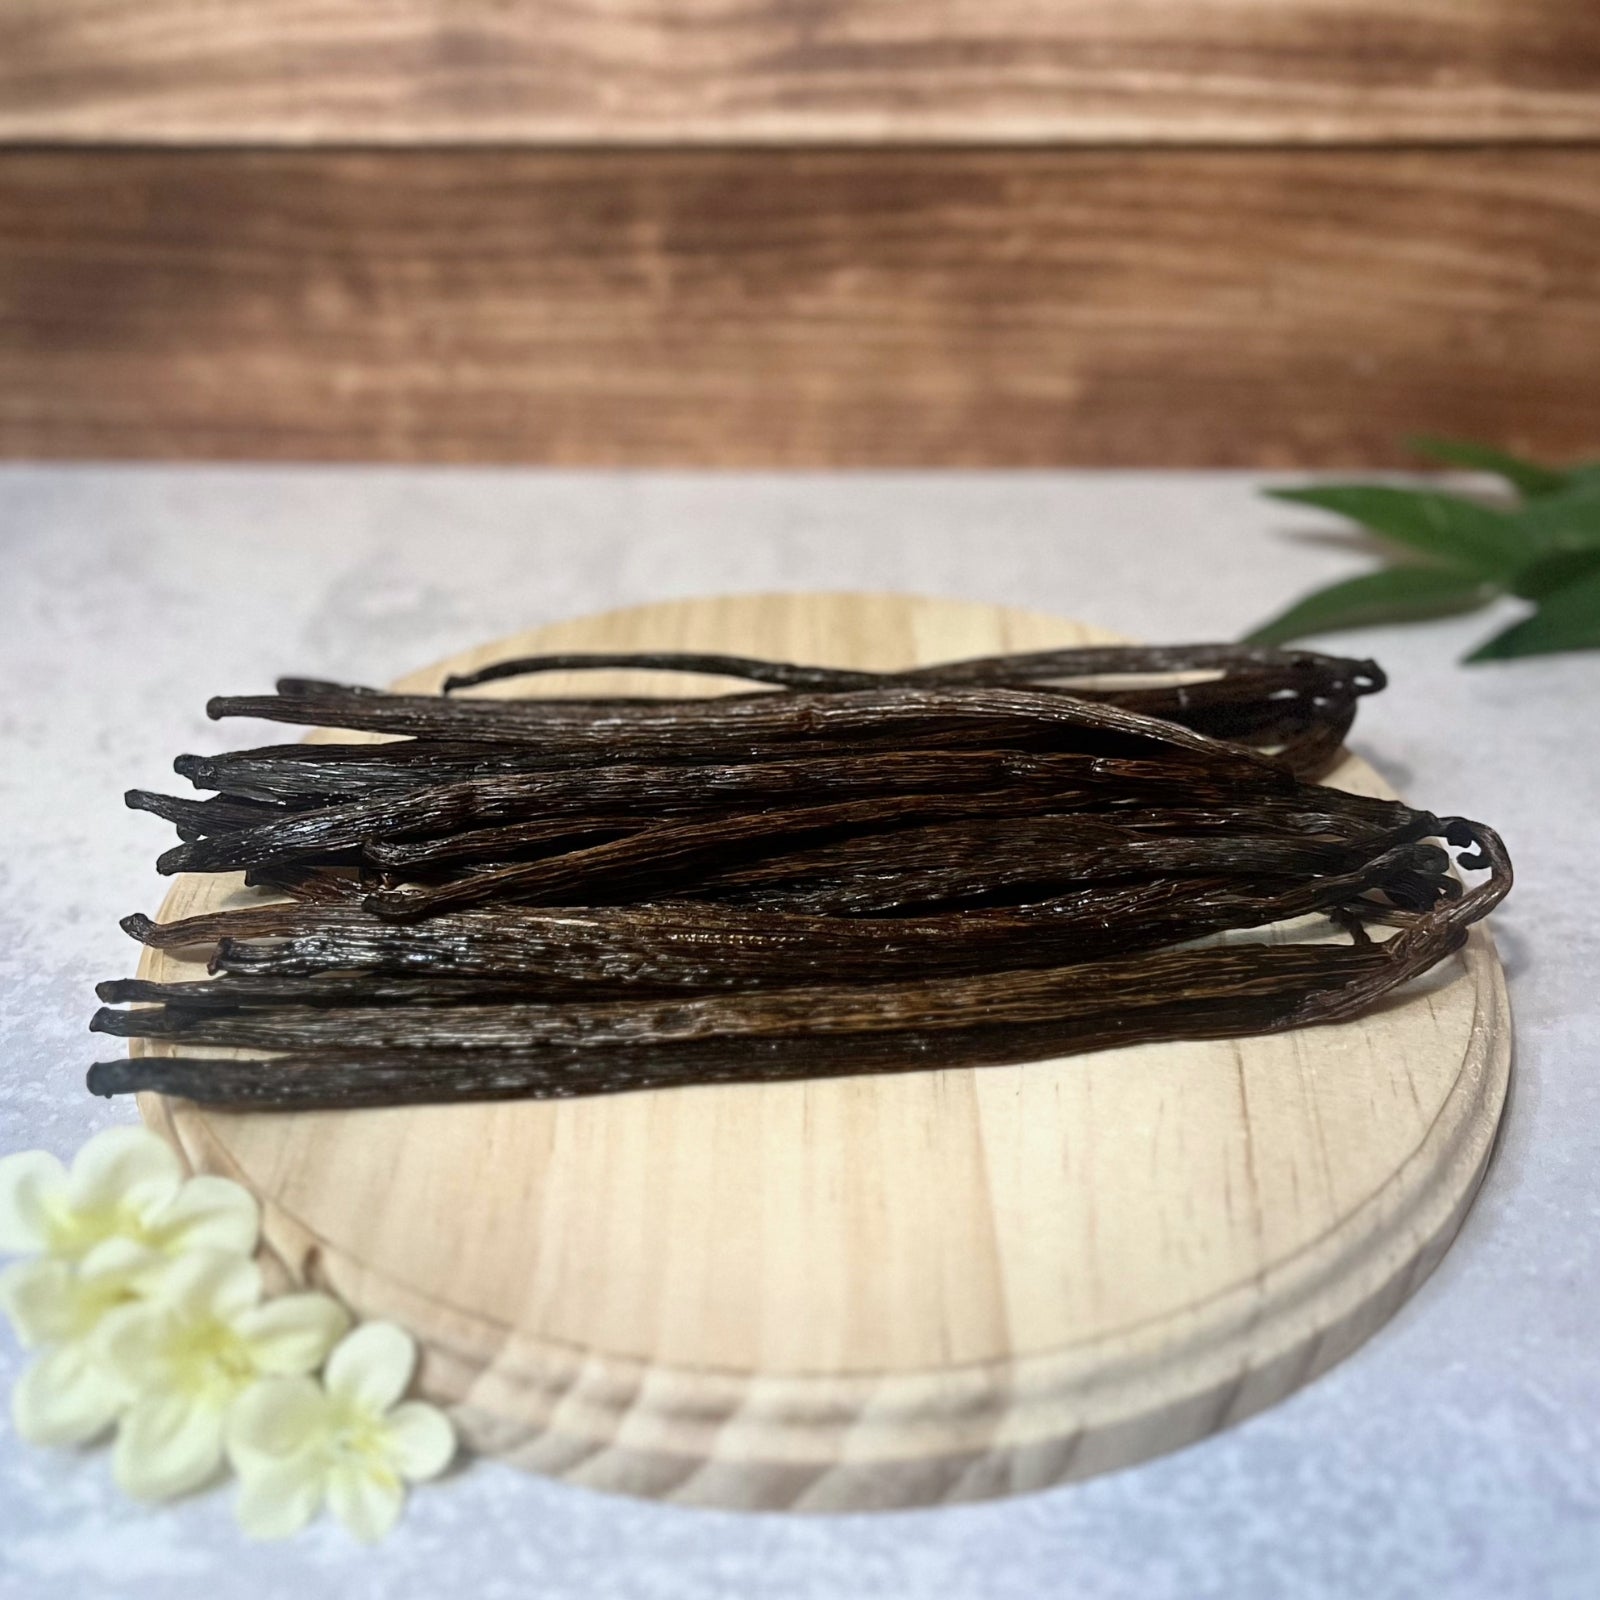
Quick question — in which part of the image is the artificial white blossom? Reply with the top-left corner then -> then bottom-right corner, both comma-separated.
93,1249 -> 348,1501
227,1322 -> 456,1542
0,1126 -> 263,1450
2,1127 -> 456,1540
0,1237 -> 163,1445
0,1125 -> 259,1265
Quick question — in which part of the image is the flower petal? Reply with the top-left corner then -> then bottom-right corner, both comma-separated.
236,1294 -> 348,1377
235,1456 -> 326,1541
12,1342 -> 127,1446
77,1234 -> 164,1292
385,1402 -> 456,1482
324,1321 -> 416,1413
0,1257 -> 80,1347
67,1126 -> 182,1217
327,1460 -> 404,1543
0,1150 -> 67,1254
154,1176 -> 260,1258
150,1248 -> 261,1319
225,1376 -> 329,1473
92,1300 -> 178,1396
114,1392 -> 225,1501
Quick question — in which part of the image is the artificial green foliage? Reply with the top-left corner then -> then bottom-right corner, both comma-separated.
1245,439 -> 1600,662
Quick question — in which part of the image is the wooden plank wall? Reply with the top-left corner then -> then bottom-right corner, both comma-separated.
1,3 -> 1597,465
4,1 -> 1599,144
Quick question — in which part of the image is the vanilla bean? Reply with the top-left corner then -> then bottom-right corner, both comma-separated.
95,641 -> 1511,1114
125,790 -> 287,839
115,843 -> 1430,995
438,644 -> 1383,775
205,684 -> 1290,772
89,824 -> 1505,1111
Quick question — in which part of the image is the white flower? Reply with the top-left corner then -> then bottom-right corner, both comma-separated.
93,1251 -> 348,1501
0,1237 -> 163,1445
227,1322 -> 455,1541
0,1125 -> 258,1265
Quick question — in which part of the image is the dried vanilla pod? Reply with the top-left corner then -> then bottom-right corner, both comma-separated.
90,818 -> 1508,1112
92,643 -> 1511,1112
439,644 -> 1382,777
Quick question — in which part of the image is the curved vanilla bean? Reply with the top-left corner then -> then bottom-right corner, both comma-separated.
89,938 -> 1398,1052
125,790 -> 287,839
175,741 -> 580,804
74,994 -> 1311,1107
164,748 -> 1257,878
93,643 -> 1512,1115
94,826 -> 1501,1058
439,645 -> 1382,775
241,866 -> 367,904
442,643 -> 1383,699
205,684 -> 1291,774
89,828 -> 1504,1111
364,785 -> 1308,919
133,849 -> 1432,996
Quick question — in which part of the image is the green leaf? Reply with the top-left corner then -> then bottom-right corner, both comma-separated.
1407,435 -> 1572,498
1504,480 -> 1600,553
1509,546 -> 1600,601
1243,567 -> 1496,646
1467,569 -> 1600,661
1267,486 -> 1527,579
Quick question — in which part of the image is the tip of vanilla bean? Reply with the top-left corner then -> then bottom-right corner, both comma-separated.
119,913 -> 157,942
155,842 -> 192,875
87,1060 -> 142,1098
173,754 -> 216,785
88,1006 -> 138,1036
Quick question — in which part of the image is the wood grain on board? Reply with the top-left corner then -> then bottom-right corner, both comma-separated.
2,0 -> 1598,145
134,592 -> 1511,1509
3,146 -> 1598,467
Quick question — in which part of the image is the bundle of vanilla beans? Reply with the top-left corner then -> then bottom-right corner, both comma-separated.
88,644 -> 1510,1110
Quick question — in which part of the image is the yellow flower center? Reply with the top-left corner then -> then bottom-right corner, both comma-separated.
324,1398 -> 394,1470
169,1316 -> 259,1406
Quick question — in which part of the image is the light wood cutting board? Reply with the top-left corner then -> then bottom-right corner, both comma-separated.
133,592 -> 1510,1511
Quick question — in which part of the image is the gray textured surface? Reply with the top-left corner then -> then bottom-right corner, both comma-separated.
0,467 -> 1595,1600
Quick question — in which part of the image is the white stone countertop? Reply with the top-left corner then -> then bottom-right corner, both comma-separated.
0,467 -> 1595,1600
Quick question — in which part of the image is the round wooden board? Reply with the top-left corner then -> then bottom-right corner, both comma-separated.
134,593 -> 1510,1512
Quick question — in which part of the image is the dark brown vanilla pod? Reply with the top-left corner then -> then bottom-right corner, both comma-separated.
85,939 -> 1429,1052
96,973 -> 606,1008
90,823 -> 1503,1060
174,741 -> 584,804
678,810 -> 1439,913
162,747 -> 1261,878
125,790 -> 290,839
357,784 -> 1297,920
88,820 -> 1507,1111
112,841 -> 1439,998
438,644 -> 1383,775
361,780 -> 1435,922
356,784 -> 1408,876
96,642 -> 1513,1115
241,866 -> 368,905
205,684 -> 1293,775
441,643 -> 1382,703
119,905 -> 347,949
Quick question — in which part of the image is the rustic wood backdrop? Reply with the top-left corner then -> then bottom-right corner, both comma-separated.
1,2 -> 1597,465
